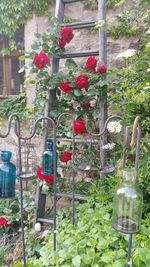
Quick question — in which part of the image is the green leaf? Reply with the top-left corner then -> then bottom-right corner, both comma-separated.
72,255 -> 81,267
65,58 -> 78,70
73,89 -> 82,97
19,55 -> 25,61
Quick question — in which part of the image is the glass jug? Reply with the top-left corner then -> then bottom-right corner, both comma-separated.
0,150 -> 16,198
112,168 -> 143,234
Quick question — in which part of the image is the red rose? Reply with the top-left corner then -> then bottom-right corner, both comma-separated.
60,151 -> 72,163
36,167 -> 54,185
36,167 -> 44,180
59,81 -> 73,94
60,27 -> 74,44
81,102 -> 91,109
44,175 -> 54,185
57,38 -> 66,48
75,74 -> 89,90
85,56 -> 97,71
73,120 -> 85,135
33,51 -> 50,69
0,217 -> 10,227
97,64 -> 107,74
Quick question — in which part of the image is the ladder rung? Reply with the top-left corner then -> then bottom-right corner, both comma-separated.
61,21 -> 97,29
57,138 -> 99,143
37,217 -> 54,224
60,50 -> 99,58
63,0 -> 82,3
56,192 -> 87,201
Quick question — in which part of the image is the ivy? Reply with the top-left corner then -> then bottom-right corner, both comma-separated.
0,0 -> 55,37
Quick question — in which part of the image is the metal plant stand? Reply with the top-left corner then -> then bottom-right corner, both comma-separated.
0,114 -> 57,266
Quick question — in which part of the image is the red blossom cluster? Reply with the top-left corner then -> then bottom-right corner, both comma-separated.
60,151 -> 72,163
36,167 -> 54,185
85,56 -> 107,74
0,217 -> 10,227
33,51 -> 50,69
57,27 -> 74,48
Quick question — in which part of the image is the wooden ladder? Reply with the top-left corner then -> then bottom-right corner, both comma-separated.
35,0 -> 107,228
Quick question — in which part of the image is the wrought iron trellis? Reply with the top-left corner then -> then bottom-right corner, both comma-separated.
0,113 -> 141,267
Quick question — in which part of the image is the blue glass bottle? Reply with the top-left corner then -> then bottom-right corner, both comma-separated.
0,151 -> 16,198
42,140 -> 54,175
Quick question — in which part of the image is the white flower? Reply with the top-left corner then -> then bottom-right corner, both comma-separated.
34,222 -> 41,232
147,68 -> 150,72
102,143 -> 116,150
143,85 -> 150,90
107,121 -> 122,134
117,49 -> 136,59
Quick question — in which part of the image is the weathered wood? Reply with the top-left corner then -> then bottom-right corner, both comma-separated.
37,217 -> 54,224
61,21 -> 97,29
56,192 -> 87,201
36,0 -> 66,221
61,50 -> 99,58
35,183 -> 46,222
57,137 -> 99,143
56,0 -> 65,23
63,0 -> 82,3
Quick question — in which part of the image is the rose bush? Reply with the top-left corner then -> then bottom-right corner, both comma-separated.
27,19 -> 110,142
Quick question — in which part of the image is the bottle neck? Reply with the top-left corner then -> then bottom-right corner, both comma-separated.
122,168 -> 136,184
47,141 -> 53,150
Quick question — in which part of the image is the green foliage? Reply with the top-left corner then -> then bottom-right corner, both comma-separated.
20,196 -> 150,266
0,91 -> 26,119
83,0 -> 125,9
109,44 -> 150,134
0,189 -> 35,230
0,0 -> 55,37
0,246 -> 7,266
108,10 -> 140,39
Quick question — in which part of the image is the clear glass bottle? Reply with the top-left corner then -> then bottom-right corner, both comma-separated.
0,150 -> 16,198
42,140 -> 54,175
112,168 -> 143,234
